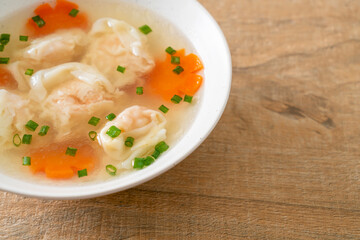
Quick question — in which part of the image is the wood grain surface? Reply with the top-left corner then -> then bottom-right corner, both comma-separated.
2,0 -> 360,239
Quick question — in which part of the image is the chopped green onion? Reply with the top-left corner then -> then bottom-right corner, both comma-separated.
159,105 -> 169,113
88,131 -> 97,141
151,150 -> 161,159
106,126 -> 121,138
136,87 -> 143,95
106,113 -> 116,121
25,120 -> 38,131
144,156 -> 155,166
155,141 -> 169,153
19,35 -> 28,42
66,147 -> 77,157
32,15 -> 46,28
22,156 -> 31,166
171,56 -> 180,65
184,95 -> 193,103
138,25 -> 152,35
88,116 -> 100,126
78,168 -> 87,177
133,157 -> 145,169
0,34 -> 10,45
125,136 -> 134,147
106,164 -> 117,176
171,94 -> 182,104
117,65 -> 126,73
69,9 -> 79,17
38,126 -> 49,136
173,66 -> 184,75
0,45 -> 4,52
0,58 -> 9,64
22,134 -> 32,145
25,69 -> 34,76
13,134 -> 21,147
165,46 -> 176,55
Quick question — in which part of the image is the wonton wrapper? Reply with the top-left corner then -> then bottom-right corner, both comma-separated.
98,106 -> 167,169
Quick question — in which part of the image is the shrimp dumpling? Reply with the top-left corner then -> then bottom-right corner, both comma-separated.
98,106 -> 167,169
82,18 -> 155,89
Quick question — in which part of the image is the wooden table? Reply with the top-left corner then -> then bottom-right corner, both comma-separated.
2,0 -> 360,239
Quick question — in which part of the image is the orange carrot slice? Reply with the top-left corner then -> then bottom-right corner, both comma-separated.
0,68 -> 17,90
26,0 -> 88,37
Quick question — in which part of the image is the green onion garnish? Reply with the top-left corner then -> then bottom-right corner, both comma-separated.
159,105 -> 169,113
171,94 -> 182,104
106,164 -> 117,176
66,147 -> 77,157
0,33 -> 10,45
171,56 -> 180,65
138,25 -> 152,35
13,134 -> 21,147
133,157 -> 145,169
32,15 -> 46,28
19,35 -> 28,42
155,141 -> 169,153
144,156 -> 155,166
0,45 -> 4,52
88,116 -> 100,126
106,126 -> 121,138
78,168 -> 87,177
88,131 -> 97,141
0,58 -> 9,64
22,134 -> 32,145
136,87 -> 143,95
184,95 -> 193,103
38,126 -> 49,136
117,65 -> 126,73
173,66 -> 184,75
25,120 -> 38,131
125,136 -> 134,147
151,150 -> 160,159
165,46 -> 176,55
25,69 -> 34,76
106,113 -> 116,121
22,156 -> 31,166
69,9 -> 79,17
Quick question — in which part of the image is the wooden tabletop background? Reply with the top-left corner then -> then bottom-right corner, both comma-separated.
2,0 -> 360,239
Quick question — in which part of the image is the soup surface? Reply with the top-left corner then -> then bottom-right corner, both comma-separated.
0,0 -> 203,185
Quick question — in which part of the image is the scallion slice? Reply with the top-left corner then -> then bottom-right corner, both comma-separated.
32,15 -> 46,28
69,9 -> 79,17
117,65 -> 126,73
38,126 -> 49,136
173,66 -> 184,75
106,126 -> 121,138
151,150 -> 160,159
138,25 -> 152,35
125,136 -> 134,147
0,33 -> 10,45
25,120 -> 39,131
19,35 -> 28,42
106,113 -> 116,121
136,87 -> 143,95
159,105 -> 169,114
88,116 -> 100,126
0,58 -> 9,64
22,156 -> 31,166
88,131 -> 97,141
106,164 -> 117,176
25,69 -> 34,76
165,46 -> 176,55
78,168 -> 87,177
66,147 -> 77,157
22,134 -> 32,145
184,95 -> 193,103
133,157 -> 145,169
171,56 -> 180,65
13,134 -> 21,147
171,94 -> 182,104
0,45 -> 4,52
155,141 -> 169,153
144,156 -> 155,166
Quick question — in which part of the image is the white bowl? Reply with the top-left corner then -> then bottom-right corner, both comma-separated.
0,0 -> 232,199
